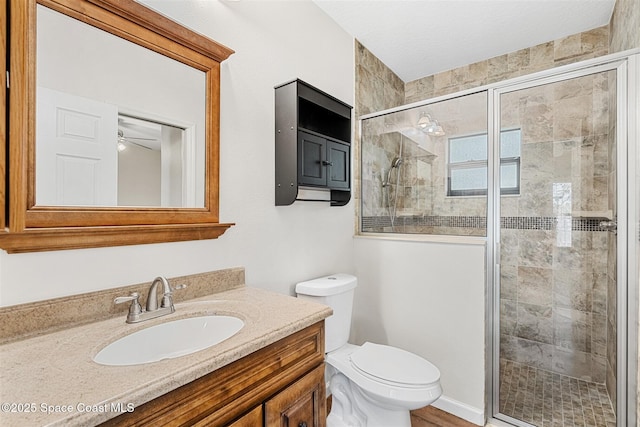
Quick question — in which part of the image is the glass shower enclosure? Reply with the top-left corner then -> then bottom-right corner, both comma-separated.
359,51 -> 639,427
360,91 -> 488,237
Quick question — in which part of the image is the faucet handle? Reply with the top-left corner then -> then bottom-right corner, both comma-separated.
114,292 -> 140,305
114,292 -> 143,320
161,284 -> 187,308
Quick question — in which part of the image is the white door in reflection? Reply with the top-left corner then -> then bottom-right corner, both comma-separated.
36,87 -> 119,206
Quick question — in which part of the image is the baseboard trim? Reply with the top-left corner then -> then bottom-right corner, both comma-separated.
431,395 -> 485,426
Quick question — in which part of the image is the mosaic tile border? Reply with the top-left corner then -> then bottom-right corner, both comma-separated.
362,216 -> 610,232
362,215 -> 486,229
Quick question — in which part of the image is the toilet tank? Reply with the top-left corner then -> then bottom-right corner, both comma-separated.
295,274 -> 357,353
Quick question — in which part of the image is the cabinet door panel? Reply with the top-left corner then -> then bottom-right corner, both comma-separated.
298,132 -> 326,186
327,141 -> 349,190
265,364 -> 326,427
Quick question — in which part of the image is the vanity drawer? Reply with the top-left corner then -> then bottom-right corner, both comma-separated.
100,321 -> 325,427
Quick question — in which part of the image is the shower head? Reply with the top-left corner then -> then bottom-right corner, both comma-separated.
382,157 -> 403,188
391,157 -> 403,168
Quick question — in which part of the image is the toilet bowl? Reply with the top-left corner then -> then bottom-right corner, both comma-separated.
296,274 -> 442,427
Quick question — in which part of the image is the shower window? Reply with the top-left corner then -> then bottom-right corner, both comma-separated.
360,91 -> 488,236
447,129 -> 521,197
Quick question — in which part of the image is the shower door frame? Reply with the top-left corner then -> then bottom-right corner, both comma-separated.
487,51 -> 640,427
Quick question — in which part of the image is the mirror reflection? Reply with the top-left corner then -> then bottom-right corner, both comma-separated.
35,4 -> 206,208
117,115 -> 190,207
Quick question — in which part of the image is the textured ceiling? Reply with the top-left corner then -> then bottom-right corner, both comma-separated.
313,0 -> 616,82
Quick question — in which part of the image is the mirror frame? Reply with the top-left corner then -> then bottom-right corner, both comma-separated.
1,0 -> 235,253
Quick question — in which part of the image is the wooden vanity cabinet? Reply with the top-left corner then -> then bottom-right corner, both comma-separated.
265,364 -> 325,427
100,322 -> 326,427
227,406 -> 263,427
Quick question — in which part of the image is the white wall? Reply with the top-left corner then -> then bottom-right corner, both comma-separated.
353,237 -> 486,424
0,0 -> 355,305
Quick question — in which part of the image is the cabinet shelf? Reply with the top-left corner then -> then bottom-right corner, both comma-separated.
275,79 -> 352,206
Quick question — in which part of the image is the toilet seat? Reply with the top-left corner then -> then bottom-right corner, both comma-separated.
326,343 -> 442,410
350,342 -> 440,388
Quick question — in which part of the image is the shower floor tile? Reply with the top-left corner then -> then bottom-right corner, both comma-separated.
499,360 -> 616,427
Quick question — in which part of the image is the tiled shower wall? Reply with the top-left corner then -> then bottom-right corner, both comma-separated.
354,40 -> 405,231
404,26 -> 609,103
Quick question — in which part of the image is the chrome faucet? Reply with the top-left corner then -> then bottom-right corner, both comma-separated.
115,276 -> 186,323
147,276 -> 172,312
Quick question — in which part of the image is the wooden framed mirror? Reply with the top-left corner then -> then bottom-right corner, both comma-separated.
1,0 -> 235,253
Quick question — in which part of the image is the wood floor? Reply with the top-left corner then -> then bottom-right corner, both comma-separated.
328,397 -> 477,426
411,406 -> 478,427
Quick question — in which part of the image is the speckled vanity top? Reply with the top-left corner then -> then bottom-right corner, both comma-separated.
0,286 -> 331,427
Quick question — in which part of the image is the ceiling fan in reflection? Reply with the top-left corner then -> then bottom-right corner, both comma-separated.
117,129 -> 157,151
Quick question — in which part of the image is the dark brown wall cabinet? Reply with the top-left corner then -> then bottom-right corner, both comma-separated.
275,79 -> 352,206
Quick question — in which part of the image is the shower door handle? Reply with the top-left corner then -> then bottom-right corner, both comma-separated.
599,219 -> 617,234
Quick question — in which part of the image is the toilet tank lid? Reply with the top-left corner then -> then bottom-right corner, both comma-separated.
295,274 -> 357,296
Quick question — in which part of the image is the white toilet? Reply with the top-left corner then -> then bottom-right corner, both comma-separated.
296,274 -> 442,427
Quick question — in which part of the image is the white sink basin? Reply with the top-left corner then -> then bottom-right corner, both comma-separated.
94,315 -> 244,366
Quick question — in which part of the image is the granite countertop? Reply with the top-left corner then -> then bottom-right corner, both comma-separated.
0,286 -> 332,427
